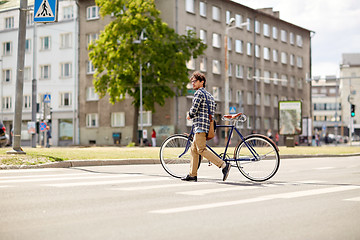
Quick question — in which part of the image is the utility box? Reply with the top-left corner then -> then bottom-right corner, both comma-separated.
285,135 -> 295,147
112,132 -> 121,145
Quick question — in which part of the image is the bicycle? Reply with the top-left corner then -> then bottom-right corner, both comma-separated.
159,113 -> 280,182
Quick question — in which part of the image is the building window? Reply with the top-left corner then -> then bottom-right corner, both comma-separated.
272,26 -> 278,39
26,12 -> 34,25
290,54 -> 295,66
235,40 -> 243,53
25,39 -> 31,53
212,6 -> 220,21
186,56 -> 195,70
185,26 -> 195,34
281,29 -> 287,42
235,64 -> 244,78
255,69 -> 261,82
235,14 -> 243,28
60,63 -> 72,78
5,17 -> 14,29
296,35 -> 303,47
212,87 -> 220,101
3,69 -> 11,82
200,29 -> 207,44
247,42 -> 252,56
24,67 -> 31,81
87,33 -> 99,47
263,23 -> 270,37
87,61 -> 95,74
297,56 -> 303,68
255,20 -> 260,34
86,6 -> 100,20
236,90 -> 243,106
2,96 -> 12,110
40,65 -> 51,79
212,60 -> 221,74
298,78 -> 303,89
199,1 -> 206,17
264,71 -> 271,84
226,10 -> 231,25
273,95 -> 278,108
246,18 -> 251,31
290,76 -> 295,88
264,94 -> 271,106
200,57 -> 207,72
247,116 -> 253,129
185,0 -> 195,13
61,33 -> 72,48
111,112 -> 125,127
273,49 -> 278,62
40,36 -> 51,50
59,119 -> 73,141
228,63 -> 232,76
281,52 -> 287,64
281,74 -> 288,86
86,113 -> 98,128
86,87 -> 99,101
138,111 -> 152,126
273,73 -> 279,85
255,44 -> 260,58
3,42 -> 12,56
264,117 -> 270,129
23,95 -> 31,109
212,33 -> 221,48
290,32 -> 294,45
247,67 -> 253,80
264,47 -> 270,60
63,6 -> 74,19
60,92 -> 72,107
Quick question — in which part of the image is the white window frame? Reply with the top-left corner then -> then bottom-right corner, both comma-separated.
24,67 -> 31,81
86,87 -> 99,101
87,61 -> 95,74
247,92 -> 253,105
186,56 -> 195,70
212,33 -> 221,48
60,92 -> 72,107
111,112 -> 125,127
264,47 -> 270,60
273,49 -> 278,62
185,0 -> 195,13
290,54 -> 295,66
212,60 -> 221,74
138,111 -> 152,127
26,12 -> 34,25
25,39 -> 31,53
297,56 -> 303,68
247,42 -> 252,56
255,20 -> 260,34
281,52 -> 287,64
3,69 -> 11,83
3,42 -> 12,56
281,29 -> 287,42
61,62 -> 72,78
235,39 -> 243,54
235,64 -> 244,79
86,6 -> 100,20
263,23 -> 270,37
226,10 -> 231,25
255,44 -> 260,58
246,18 -> 251,31
235,14 -> 243,28
199,29 -> 207,44
60,33 -> 72,48
87,33 -> 99,47
23,95 -> 31,109
2,96 -> 12,110
290,32 -> 294,45
5,17 -> 14,29
296,35 -> 303,47
200,56 -> 207,72
199,1 -> 206,17
40,65 -> 51,79
272,26 -> 278,39
40,36 -> 51,50
86,113 -> 98,128
264,71 -> 271,84
213,87 -> 220,101
212,6 -> 220,21
63,6 -> 74,19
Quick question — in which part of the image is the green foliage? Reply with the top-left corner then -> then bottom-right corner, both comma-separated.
89,0 -> 206,111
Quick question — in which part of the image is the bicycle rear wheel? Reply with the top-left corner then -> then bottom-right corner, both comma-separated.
234,135 -> 280,182
159,134 -> 193,178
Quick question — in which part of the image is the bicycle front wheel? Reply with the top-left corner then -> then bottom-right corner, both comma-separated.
159,134 -> 193,178
234,135 -> 280,182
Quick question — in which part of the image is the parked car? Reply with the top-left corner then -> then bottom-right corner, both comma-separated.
0,122 -> 9,147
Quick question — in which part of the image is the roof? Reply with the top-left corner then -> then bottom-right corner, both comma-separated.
342,53 -> 360,66
0,0 -> 35,11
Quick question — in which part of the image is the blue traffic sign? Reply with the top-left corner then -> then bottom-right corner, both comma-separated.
40,122 -> 47,132
34,0 -> 58,22
43,94 -> 51,103
229,106 -> 237,114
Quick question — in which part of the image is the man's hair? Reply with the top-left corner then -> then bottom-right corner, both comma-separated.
191,71 -> 206,87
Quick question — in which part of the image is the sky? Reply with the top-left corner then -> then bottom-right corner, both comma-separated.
233,0 -> 360,78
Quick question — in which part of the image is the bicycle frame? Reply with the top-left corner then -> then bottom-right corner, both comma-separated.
179,124 -> 260,162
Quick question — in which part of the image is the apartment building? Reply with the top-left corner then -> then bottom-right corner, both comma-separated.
0,0 -> 78,146
78,0 -> 312,146
340,53 -> 360,137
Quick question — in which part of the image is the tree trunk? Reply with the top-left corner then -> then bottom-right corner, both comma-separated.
132,105 -> 139,145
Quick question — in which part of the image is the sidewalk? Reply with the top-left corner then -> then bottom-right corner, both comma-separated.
1,152 -> 360,170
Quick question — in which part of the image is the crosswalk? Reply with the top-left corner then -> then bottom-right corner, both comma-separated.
1,168 -> 359,214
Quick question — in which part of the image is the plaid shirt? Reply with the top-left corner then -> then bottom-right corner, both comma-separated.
188,87 -> 216,133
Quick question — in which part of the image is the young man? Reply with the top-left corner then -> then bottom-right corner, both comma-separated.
182,71 -> 231,182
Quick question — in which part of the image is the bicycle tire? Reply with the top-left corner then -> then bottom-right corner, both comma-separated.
159,134 -> 194,178
234,135 -> 280,182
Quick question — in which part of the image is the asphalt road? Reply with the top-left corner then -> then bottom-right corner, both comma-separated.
1,156 -> 359,240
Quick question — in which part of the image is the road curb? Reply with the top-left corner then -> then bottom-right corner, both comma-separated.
0,153 -> 359,170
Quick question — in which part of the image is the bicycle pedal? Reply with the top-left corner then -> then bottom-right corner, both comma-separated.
208,161 -> 212,166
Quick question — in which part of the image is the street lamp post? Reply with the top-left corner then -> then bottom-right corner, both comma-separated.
224,18 -> 248,140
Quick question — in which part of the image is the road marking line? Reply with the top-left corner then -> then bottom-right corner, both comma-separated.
177,185 -> 262,196
314,167 -> 335,170
44,177 -> 168,187
0,185 -> 12,188
150,185 -> 360,214
0,173 -> 92,180
344,196 -> 360,202
0,168 -> 57,173
0,174 -> 140,183
111,182 -> 210,191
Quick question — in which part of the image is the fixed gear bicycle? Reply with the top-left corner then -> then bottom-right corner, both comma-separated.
159,112 -> 280,182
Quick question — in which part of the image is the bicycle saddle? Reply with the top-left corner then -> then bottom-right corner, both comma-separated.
223,113 -> 243,119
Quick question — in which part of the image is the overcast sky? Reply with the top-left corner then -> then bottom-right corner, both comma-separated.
233,0 -> 360,78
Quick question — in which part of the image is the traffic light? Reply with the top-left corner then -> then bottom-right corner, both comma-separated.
351,104 -> 355,117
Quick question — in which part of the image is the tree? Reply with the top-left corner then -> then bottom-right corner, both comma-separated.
89,0 -> 206,144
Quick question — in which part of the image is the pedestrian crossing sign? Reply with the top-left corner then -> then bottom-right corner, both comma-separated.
34,0 -> 58,22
